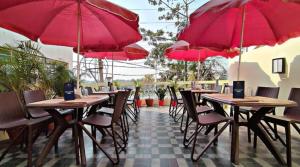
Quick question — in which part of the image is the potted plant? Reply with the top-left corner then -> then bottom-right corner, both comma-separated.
133,80 -> 142,107
155,87 -> 166,106
144,89 -> 154,107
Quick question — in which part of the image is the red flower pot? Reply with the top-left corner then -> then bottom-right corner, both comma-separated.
136,99 -> 142,107
158,100 -> 164,106
145,99 -> 154,107
171,101 -> 177,106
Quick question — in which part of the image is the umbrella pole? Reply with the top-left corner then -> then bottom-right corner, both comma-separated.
76,2 -> 82,89
237,5 -> 246,81
112,54 -> 114,82
197,61 -> 201,81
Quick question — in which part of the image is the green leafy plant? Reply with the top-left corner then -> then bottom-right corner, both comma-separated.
0,41 -> 49,105
49,62 -> 75,97
113,81 -> 120,90
155,87 -> 166,100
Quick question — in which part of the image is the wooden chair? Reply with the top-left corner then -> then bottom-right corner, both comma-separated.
79,91 -> 130,165
257,88 -> 300,167
23,90 -> 74,152
0,92 -> 52,167
180,90 -> 232,161
239,86 -> 280,143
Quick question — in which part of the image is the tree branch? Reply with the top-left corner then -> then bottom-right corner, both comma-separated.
159,0 -> 187,18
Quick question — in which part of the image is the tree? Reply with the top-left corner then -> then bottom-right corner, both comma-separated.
142,0 -> 198,81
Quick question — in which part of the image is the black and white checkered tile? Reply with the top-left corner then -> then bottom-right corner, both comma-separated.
1,107 -> 300,167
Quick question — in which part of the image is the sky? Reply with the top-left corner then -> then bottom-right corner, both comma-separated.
76,0 -> 210,81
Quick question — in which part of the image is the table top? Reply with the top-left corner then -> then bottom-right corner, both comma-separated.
202,93 -> 297,107
26,95 -> 109,109
191,89 -> 218,94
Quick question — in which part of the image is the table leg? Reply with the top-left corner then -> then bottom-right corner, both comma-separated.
77,108 -> 86,166
36,109 -> 68,167
248,107 -> 285,165
231,106 -> 239,164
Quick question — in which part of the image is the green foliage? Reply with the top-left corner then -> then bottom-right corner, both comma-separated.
49,63 -> 75,97
155,87 -> 167,100
113,81 -> 120,90
0,41 -> 49,104
142,74 -> 155,84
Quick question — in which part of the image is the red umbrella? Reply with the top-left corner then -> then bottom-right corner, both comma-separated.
165,40 -> 239,62
0,0 -> 142,88
81,43 -> 149,81
165,40 -> 239,80
178,0 -> 300,79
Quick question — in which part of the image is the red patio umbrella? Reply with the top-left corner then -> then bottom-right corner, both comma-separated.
178,0 -> 300,79
0,0 -> 142,88
165,40 -> 239,80
81,43 -> 149,81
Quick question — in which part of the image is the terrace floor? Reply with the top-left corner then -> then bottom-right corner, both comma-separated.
1,107 -> 300,167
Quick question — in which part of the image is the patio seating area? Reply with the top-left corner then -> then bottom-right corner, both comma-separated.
1,0 -> 300,167
1,106 -> 300,167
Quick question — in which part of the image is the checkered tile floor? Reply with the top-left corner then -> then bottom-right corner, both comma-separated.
1,107 -> 300,167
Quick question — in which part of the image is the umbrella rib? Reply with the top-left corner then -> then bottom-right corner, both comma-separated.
86,6 -> 120,49
38,3 -> 75,41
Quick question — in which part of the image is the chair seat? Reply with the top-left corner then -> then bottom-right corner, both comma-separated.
29,109 -> 50,118
0,116 -> 52,130
265,114 -> 300,124
82,114 -> 112,127
196,105 -> 212,114
198,113 -> 230,126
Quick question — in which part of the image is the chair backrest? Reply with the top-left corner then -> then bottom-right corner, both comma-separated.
255,86 -> 280,98
133,87 -> 140,100
180,90 -> 198,121
85,87 -> 93,95
23,90 -> 47,118
284,88 -> 300,118
112,90 -> 130,123
167,86 -> 174,101
170,86 -> 179,102
0,92 -> 26,128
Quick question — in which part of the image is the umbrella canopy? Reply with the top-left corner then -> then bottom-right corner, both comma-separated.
178,0 -> 300,79
81,43 -> 148,81
165,41 -> 239,62
82,43 -> 149,60
178,0 -> 300,49
0,0 -> 142,88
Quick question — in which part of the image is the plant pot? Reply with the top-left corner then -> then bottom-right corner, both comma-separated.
171,101 -> 177,106
135,99 -> 142,107
145,98 -> 154,107
158,99 -> 164,106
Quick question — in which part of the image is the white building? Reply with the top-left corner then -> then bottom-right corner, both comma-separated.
0,28 -> 73,69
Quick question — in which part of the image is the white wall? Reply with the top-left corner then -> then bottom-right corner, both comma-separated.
0,28 -> 73,69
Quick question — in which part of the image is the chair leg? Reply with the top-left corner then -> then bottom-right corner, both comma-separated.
193,121 -> 231,161
27,127 -> 33,167
111,126 -> 120,165
0,127 -> 26,161
191,123 -> 200,161
285,123 -> 292,167
180,109 -> 186,133
214,125 -> 218,146
183,115 -> 190,148
247,112 -> 251,143
91,126 -> 97,154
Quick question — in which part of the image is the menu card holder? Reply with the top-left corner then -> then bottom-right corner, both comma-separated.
64,82 -> 75,101
233,81 -> 245,98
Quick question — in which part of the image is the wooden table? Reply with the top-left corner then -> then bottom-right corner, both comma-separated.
27,95 -> 109,167
191,89 -> 219,94
201,94 -> 297,165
